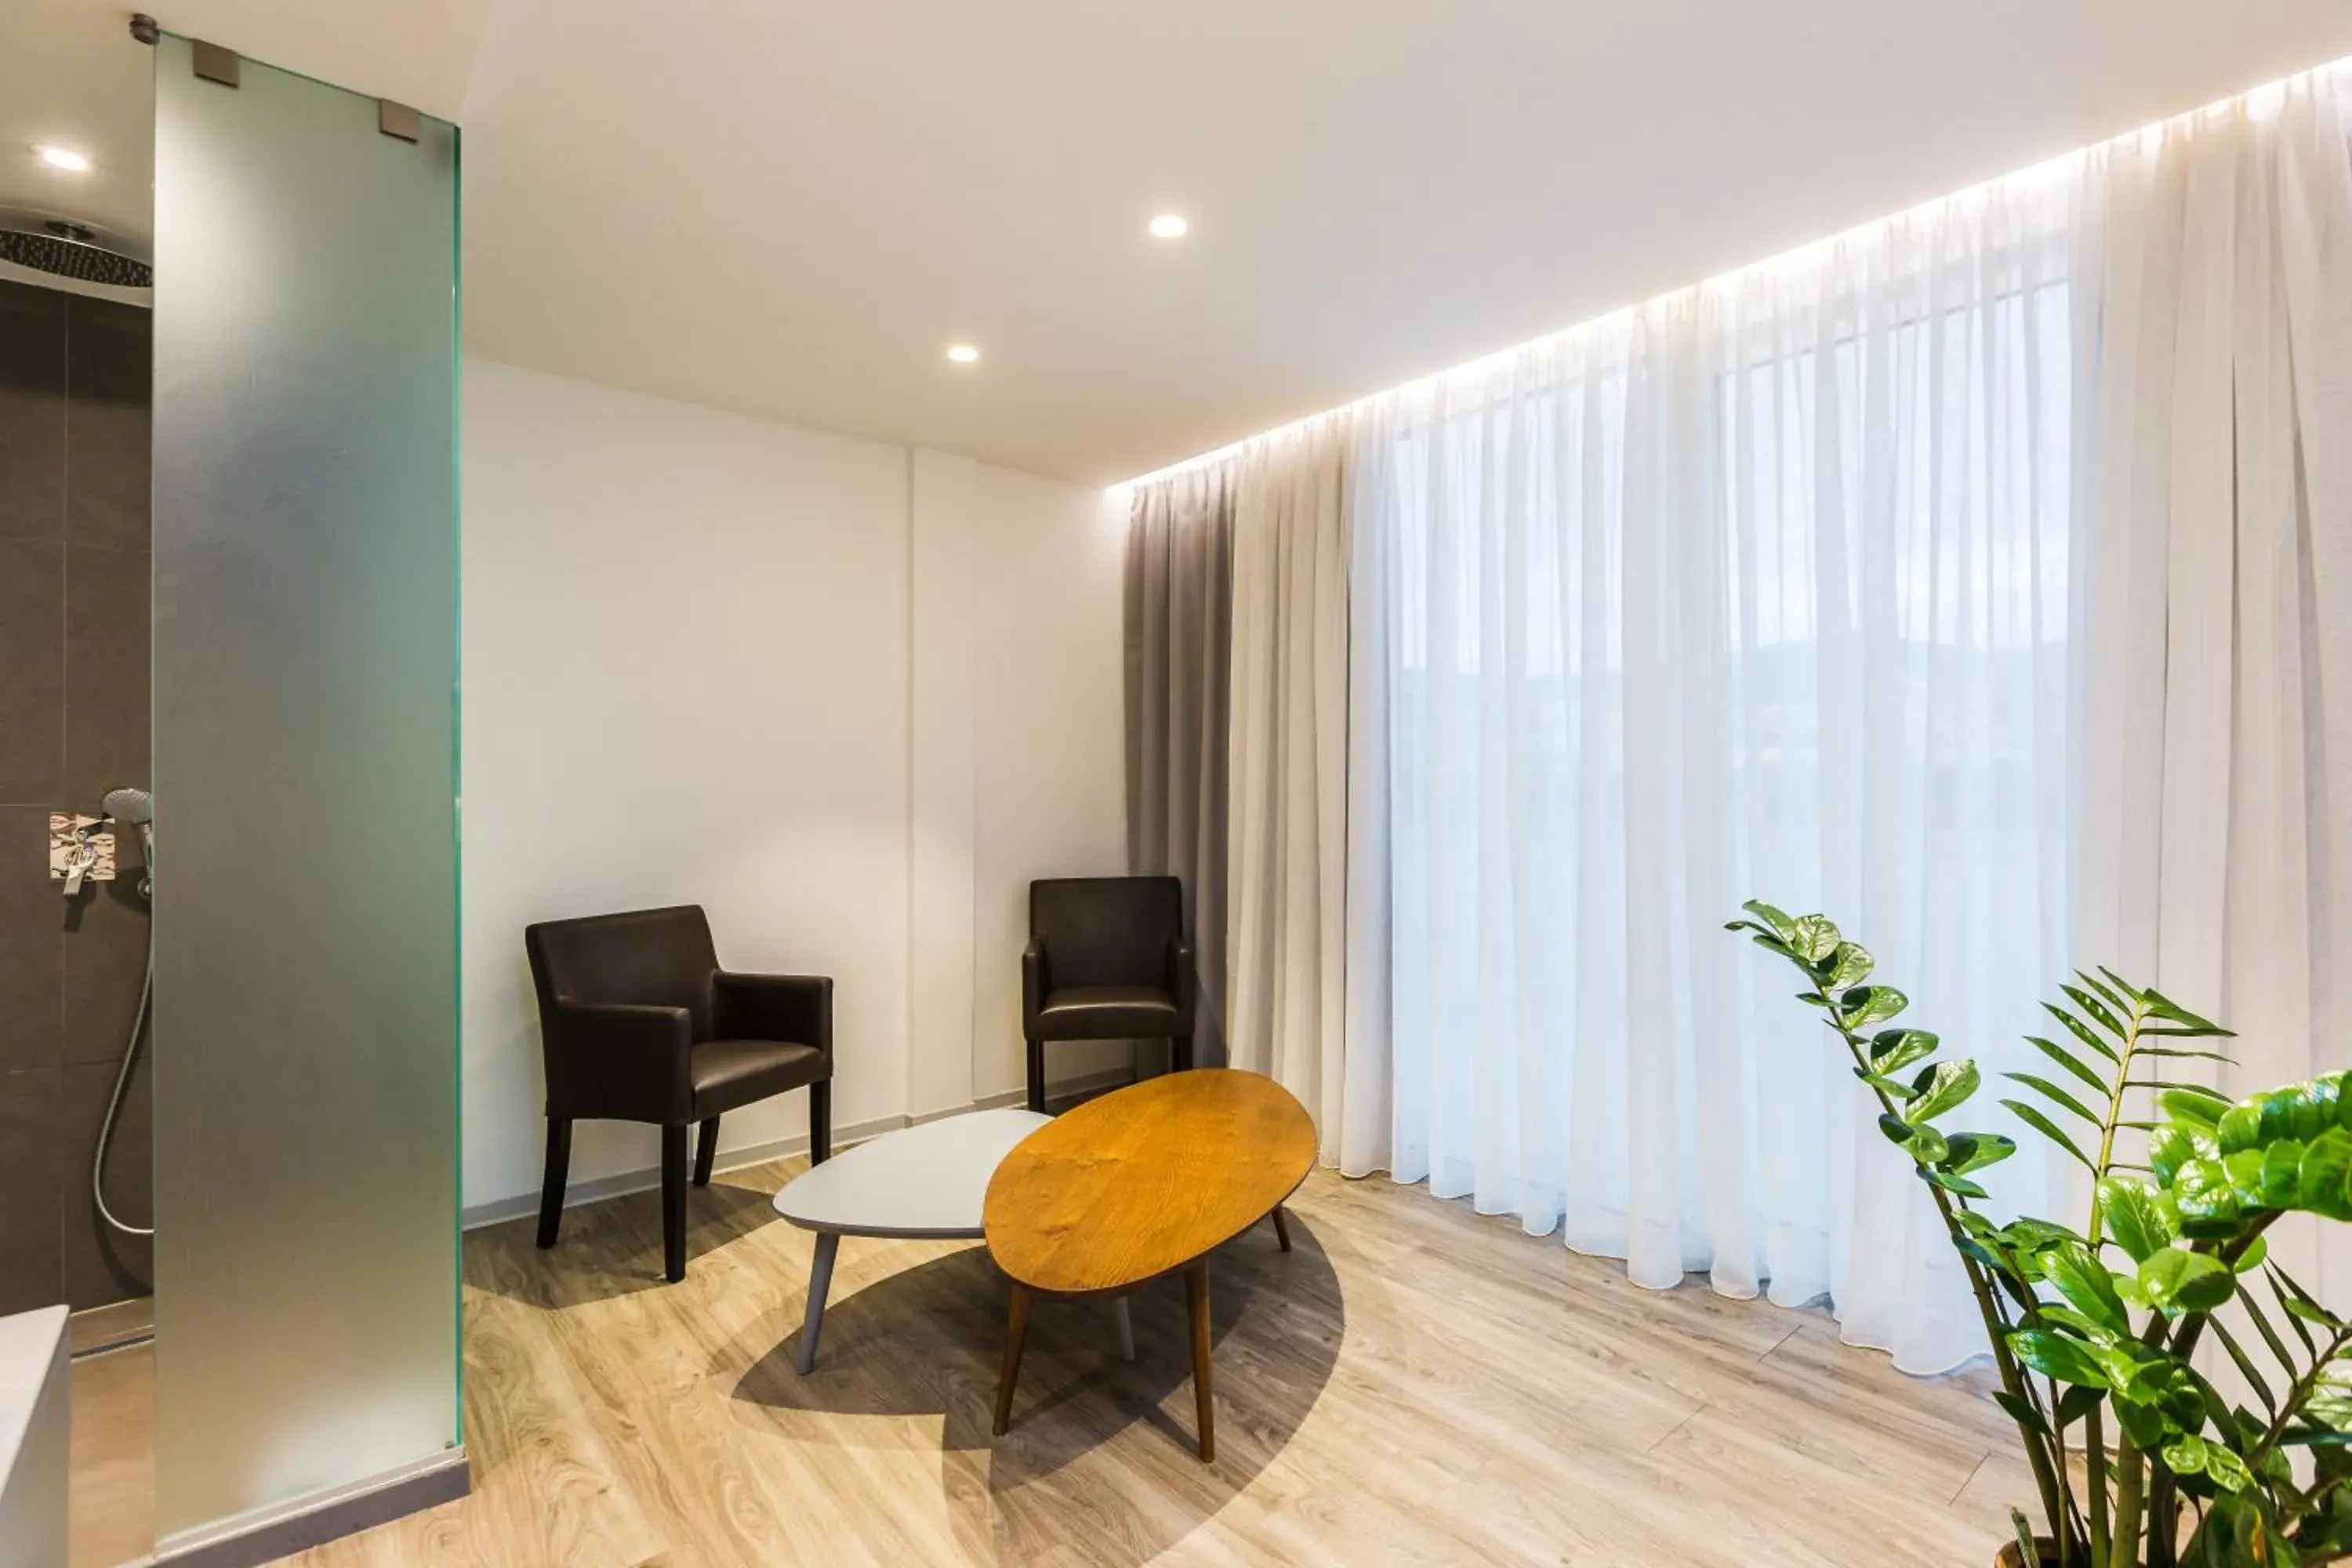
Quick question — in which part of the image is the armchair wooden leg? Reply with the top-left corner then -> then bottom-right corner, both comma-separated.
661,1124 -> 689,1283
1172,1035 -> 1194,1073
693,1116 -> 720,1187
535,1117 -> 571,1250
1025,1037 -> 1047,1113
808,1080 -> 832,1164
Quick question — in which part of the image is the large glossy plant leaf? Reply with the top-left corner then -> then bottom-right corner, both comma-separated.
1824,942 -> 1874,990
2278,1079 -> 2345,1142
2153,1093 -> 2352,1227
2139,1247 -> 2237,1313
2161,1084 -> 2234,1131
2171,1157 -> 2252,1236
1870,1029 -> 1938,1076
2115,1356 -> 2209,1434
2008,1328 -> 2111,1388
1905,1059 -> 1978,1125
2151,1122 -> 2216,1185
2201,1442 -> 2259,1494
1788,913 -> 1841,964
2163,1431 -> 2213,1476
2300,1134 -> 2352,1222
1944,1132 -> 2016,1177
2003,1218 -> 2087,1254
1924,1167 -> 1988,1200
1841,985 -> 1908,1029
2042,1239 -> 2131,1334
2099,1174 -> 2176,1263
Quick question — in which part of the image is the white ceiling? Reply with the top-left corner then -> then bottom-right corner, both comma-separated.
33,2 -> 2352,482
0,6 -> 154,256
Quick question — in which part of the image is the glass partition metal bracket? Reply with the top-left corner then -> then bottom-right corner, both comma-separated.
190,40 -> 239,88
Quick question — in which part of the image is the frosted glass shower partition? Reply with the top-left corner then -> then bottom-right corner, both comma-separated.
150,34 -> 460,1548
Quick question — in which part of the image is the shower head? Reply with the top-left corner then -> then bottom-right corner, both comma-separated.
103,787 -> 153,826
0,222 -> 154,290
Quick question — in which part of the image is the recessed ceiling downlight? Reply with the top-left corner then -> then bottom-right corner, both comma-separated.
36,145 -> 92,173
946,343 -> 981,365
1149,213 -> 1189,239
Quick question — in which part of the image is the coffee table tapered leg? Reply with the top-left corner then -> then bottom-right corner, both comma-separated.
992,1284 -> 1032,1436
793,1230 -> 840,1375
1111,1294 -> 1135,1362
1185,1261 -> 1214,1463
1272,1205 -> 1293,1252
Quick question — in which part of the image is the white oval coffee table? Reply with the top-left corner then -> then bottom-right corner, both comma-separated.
771,1106 -> 1133,1374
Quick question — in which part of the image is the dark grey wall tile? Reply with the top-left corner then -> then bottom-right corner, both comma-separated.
0,281 -> 150,1316
0,539 -> 64,803
62,1057 -> 151,1308
0,1067 -> 64,1313
0,282 -> 66,543
0,808 -> 60,1073
64,300 -> 151,550
63,877 -> 148,1067
64,545 -> 150,807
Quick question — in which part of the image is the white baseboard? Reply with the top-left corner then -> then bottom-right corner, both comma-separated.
459,1065 -> 1138,1232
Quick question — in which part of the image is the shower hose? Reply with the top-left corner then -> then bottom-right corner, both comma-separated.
93,931 -> 154,1240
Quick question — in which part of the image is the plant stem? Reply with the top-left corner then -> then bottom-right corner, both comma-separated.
2108,1442 -> 2143,1568
2086,1403 -> 2110,1562
2053,1382 -> 2071,1568
2079,997 -> 2144,1568
2130,1226 -> 2268,1567
1830,1022 -> 2071,1547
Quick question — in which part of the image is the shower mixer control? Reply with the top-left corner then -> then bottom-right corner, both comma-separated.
49,814 -> 117,895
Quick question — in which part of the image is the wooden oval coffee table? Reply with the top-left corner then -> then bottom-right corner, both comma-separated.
982,1068 -> 1316,1462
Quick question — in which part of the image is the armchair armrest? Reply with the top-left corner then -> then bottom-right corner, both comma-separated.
1022,938 -> 1051,1032
546,1000 -> 693,1123
714,971 -> 833,1059
1166,936 -> 1196,1033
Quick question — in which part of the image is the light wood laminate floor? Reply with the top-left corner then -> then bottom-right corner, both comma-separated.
221,1152 -> 2029,1567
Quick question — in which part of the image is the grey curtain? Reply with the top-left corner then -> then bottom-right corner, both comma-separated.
1125,462 -> 1236,1069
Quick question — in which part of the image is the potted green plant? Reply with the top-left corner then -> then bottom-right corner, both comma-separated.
1727,900 -> 2352,1566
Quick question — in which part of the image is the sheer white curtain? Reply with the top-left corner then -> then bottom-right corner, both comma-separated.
1345,172 -> 2084,1371
2074,67 -> 2352,1308
1156,56 -> 2352,1375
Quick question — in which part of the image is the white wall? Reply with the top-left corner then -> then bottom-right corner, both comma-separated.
969,466 -> 1131,1097
460,359 -> 1130,1214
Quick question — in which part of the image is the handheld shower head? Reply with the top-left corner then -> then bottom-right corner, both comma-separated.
103,788 -> 153,827
102,788 -> 154,899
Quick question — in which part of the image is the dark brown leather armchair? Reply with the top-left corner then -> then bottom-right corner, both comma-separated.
524,905 -> 833,1282
1022,876 -> 1192,1112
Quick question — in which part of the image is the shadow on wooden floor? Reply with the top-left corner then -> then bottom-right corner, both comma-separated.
728,1215 -> 1345,1566
467,1177 -> 780,1306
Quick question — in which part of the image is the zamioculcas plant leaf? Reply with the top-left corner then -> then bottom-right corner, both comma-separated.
1726,899 -> 2352,1568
